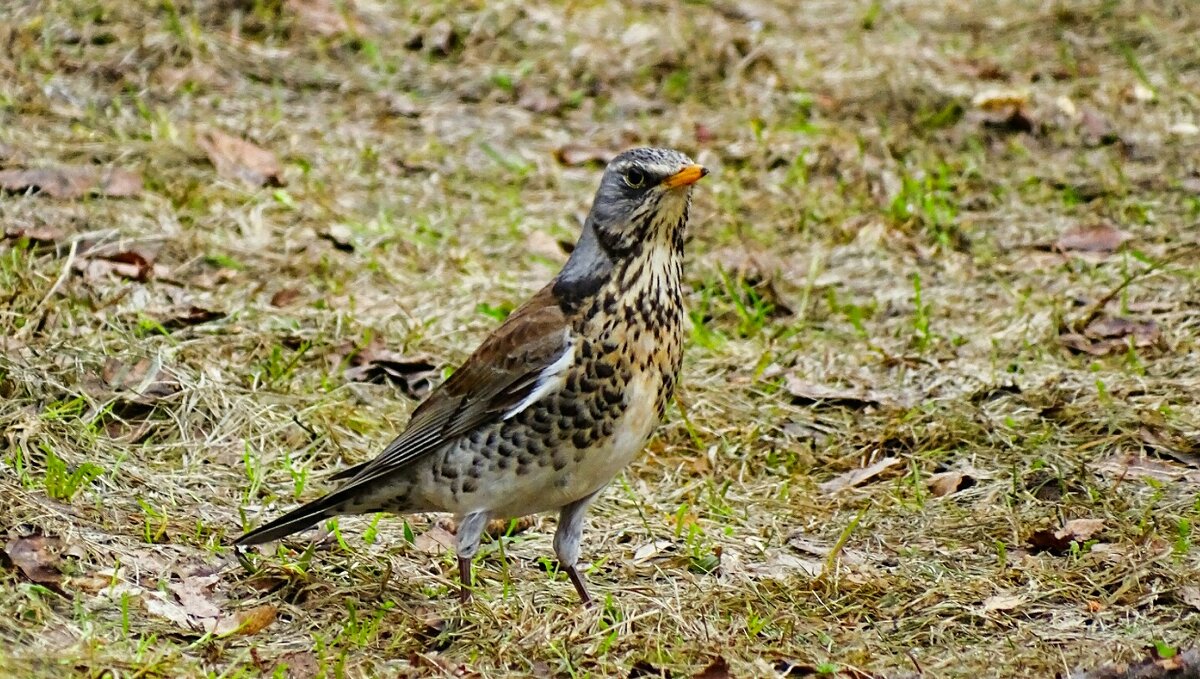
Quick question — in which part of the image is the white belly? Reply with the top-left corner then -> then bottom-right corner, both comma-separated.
486,370 -> 660,517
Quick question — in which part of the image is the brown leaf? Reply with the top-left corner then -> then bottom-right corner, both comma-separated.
101,357 -> 180,402
4,224 -> 65,245
819,456 -> 901,494
1138,426 -> 1200,468
343,341 -> 438,399
219,604 -> 277,636
270,288 -> 303,307
155,305 -> 225,332
4,531 -> 64,588
785,375 -> 902,409
982,593 -> 1025,613
1055,222 -> 1132,254
1093,453 -> 1200,484
272,650 -> 320,679
75,249 -> 156,283
1060,316 -> 1161,356
0,166 -> 142,199
1079,106 -> 1118,145
555,144 -> 617,167
694,123 -> 716,144
928,470 -> 976,497
197,129 -> 284,187
411,525 -> 457,555
1181,587 -> 1200,612
1028,518 -> 1105,555
693,657 -> 731,679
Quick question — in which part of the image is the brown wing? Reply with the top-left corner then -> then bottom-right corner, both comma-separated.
334,285 -> 570,488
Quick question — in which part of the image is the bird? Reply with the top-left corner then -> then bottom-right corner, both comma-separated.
235,147 -> 707,606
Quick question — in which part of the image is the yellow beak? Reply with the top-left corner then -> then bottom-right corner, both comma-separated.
661,164 -> 708,188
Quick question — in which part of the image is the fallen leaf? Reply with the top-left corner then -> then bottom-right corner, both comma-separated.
270,288 -> 303,307
972,88 -> 1029,112
169,573 -> 222,620
982,593 -> 1025,613
198,129 -> 284,187
785,375 -> 902,409
1055,222 -> 1132,254
632,540 -> 674,563
154,305 -> 225,331
744,550 -> 823,579
694,123 -> 716,144
214,604 -> 278,636
819,456 -> 901,494
1093,453 -> 1200,484
555,144 -> 616,167
343,341 -> 438,399
1138,426 -> 1200,467
3,531 -> 64,588
1181,587 -> 1200,612
1060,316 -> 1161,356
0,166 -> 142,198
74,249 -> 156,282
1028,518 -> 1105,555
4,224 -> 65,245
272,650 -> 320,679
485,515 -> 534,539
693,657 -> 731,679
928,470 -> 975,497
101,356 -> 180,402
411,525 -> 456,555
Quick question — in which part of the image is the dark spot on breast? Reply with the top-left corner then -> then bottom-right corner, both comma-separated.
572,430 -> 590,449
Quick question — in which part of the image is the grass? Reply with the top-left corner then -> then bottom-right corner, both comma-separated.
2,0 -> 1200,677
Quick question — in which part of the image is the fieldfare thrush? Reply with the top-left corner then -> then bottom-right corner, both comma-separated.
236,147 -> 707,605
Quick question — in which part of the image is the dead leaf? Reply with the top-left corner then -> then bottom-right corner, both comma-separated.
786,375 -> 902,409
405,19 -> 457,55
928,470 -> 976,497
1093,453 -> 1200,484
1060,316 -> 1161,356
819,456 -> 901,494
412,525 -> 457,555
75,249 -> 156,283
169,573 -> 221,620
270,288 -> 303,307
4,224 -> 65,245
1181,587 -> 1200,612
485,515 -> 534,539
694,123 -> 716,144
972,88 -> 1029,112
0,166 -> 142,199
632,540 -> 674,563
343,341 -> 438,399
154,305 -> 225,331
287,0 -> 356,36
982,593 -> 1025,613
555,144 -> 616,167
1028,518 -> 1105,555
1055,222 -> 1132,254
272,650 -> 320,679
101,357 -> 180,402
1138,426 -> 1200,467
198,129 -> 284,188
693,657 -> 731,679
3,531 -> 64,588
215,604 -> 278,636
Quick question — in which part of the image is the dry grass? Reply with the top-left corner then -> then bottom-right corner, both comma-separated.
2,0 -> 1200,677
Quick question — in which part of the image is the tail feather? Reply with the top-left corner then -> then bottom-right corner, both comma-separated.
236,492 -> 349,546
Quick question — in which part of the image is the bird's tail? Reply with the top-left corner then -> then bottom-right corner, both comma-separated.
235,491 -> 353,546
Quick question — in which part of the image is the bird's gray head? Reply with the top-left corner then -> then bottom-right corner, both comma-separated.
554,147 -> 706,302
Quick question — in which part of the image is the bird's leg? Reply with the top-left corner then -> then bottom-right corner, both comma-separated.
554,490 -> 601,607
455,511 -> 490,603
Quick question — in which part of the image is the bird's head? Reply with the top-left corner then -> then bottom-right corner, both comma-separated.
554,147 -> 706,302
587,147 -> 706,254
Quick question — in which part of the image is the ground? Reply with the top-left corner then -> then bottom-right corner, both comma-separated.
2,1 -> 1200,677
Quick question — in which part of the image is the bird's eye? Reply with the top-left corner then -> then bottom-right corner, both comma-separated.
623,168 -> 646,189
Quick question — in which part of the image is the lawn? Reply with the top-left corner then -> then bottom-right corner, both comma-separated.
2,1 -> 1200,677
